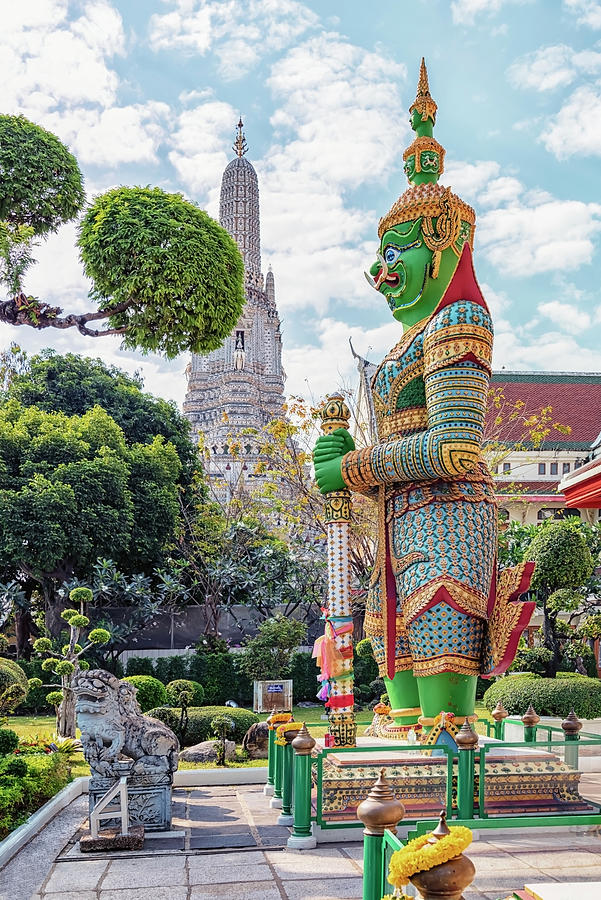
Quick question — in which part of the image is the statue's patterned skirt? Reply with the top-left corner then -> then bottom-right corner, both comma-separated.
365,470 -> 497,679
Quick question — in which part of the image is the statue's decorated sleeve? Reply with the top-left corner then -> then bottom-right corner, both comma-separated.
341,300 -> 493,490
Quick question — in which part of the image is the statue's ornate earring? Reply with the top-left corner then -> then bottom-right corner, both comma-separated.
430,251 -> 441,279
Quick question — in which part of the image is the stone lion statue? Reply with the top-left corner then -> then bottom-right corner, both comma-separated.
73,669 -> 179,777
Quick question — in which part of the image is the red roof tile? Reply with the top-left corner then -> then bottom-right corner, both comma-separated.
495,480 -> 562,495
487,372 -> 601,449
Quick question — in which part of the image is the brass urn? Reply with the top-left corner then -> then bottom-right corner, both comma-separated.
410,812 -> 475,900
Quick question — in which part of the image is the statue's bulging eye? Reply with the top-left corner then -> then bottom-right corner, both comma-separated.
384,246 -> 401,266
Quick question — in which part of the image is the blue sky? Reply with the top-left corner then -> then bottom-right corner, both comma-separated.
2,0 -> 601,406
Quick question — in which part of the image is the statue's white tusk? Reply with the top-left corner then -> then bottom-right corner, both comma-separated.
364,271 -> 377,289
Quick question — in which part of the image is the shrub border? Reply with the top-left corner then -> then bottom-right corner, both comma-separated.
0,768 -> 267,871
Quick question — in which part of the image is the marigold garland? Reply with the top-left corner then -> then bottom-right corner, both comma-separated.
268,712 -> 294,729
388,826 -> 472,888
275,721 -> 303,745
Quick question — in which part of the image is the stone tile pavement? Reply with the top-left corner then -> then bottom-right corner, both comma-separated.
2,784 -> 601,900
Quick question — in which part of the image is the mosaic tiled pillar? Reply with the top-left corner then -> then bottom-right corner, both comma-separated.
321,396 -> 356,747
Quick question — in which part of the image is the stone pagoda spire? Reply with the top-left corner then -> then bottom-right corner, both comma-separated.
183,120 -> 286,502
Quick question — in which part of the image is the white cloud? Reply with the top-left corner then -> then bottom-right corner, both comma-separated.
451,0 -> 528,26
256,35 -> 408,311
493,327 -> 601,371
538,300 -> 592,333
42,102 -> 170,168
168,101 -> 238,199
542,82 -> 601,157
149,0 -> 319,79
564,0 -> 601,29
0,0 -> 125,116
508,44 -> 601,92
445,159 -> 601,276
283,316 -> 396,400
479,196 -> 601,275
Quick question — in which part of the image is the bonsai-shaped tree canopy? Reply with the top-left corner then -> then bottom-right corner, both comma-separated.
0,116 -> 245,357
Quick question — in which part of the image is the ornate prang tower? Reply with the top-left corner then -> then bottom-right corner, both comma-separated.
184,120 -> 286,500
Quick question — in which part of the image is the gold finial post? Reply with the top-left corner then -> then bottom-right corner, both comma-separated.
410,57 -> 438,123
233,118 -> 248,157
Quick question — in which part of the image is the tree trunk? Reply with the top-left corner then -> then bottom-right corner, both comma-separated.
14,608 -> 36,659
541,596 -> 561,677
57,676 -> 77,738
44,581 -> 64,639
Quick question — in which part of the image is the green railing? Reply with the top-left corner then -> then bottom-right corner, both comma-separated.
269,717 -> 601,854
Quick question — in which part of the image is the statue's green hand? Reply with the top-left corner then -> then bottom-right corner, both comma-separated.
312,430 -> 355,494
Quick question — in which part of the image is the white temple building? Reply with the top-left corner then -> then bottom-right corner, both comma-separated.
183,121 -> 286,501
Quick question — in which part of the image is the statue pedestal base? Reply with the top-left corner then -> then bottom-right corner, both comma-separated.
80,825 -> 145,852
89,771 -> 173,832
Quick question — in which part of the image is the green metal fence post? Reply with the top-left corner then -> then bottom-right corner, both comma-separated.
456,721 -> 478,821
492,700 -> 509,741
522,705 -> 540,744
562,709 -> 582,770
288,724 -> 317,850
278,734 -> 295,826
357,769 -> 405,900
264,711 -> 276,797
270,739 -> 284,809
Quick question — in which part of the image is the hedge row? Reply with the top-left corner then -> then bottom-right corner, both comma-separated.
0,753 -> 72,840
483,674 -> 601,719
147,705 -> 259,746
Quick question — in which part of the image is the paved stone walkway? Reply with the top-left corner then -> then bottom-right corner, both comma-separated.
1,784 -> 601,900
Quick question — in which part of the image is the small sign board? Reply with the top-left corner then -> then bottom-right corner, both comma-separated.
253,679 -> 293,713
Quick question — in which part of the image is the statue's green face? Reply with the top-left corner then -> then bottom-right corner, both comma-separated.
366,219 -> 433,321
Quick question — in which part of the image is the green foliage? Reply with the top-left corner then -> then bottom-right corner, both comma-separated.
0,756 -> 27,778
288,651 -> 318,703
60,609 -> 79,623
53,660 -> 74,676
237,615 -> 308,681
122,675 -> 167,712
32,638 -> 52,653
166,679 -> 205,707
354,652 -> 379,687
0,753 -> 71,840
147,705 -> 259,746
41,659 -> 60,672
0,116 -> 84,235
191,651 -> 246,706
580,614 -> 601,640
560,641 -> 598,677
46,691 -> 64,707
88,628 -> 110,645
0,634 -> 8,654
0,657 -> 29,714
355,638 -> 373,660
66,615 -> 89,629
511,646 -> 554,676
483,674 -> 601,719
0,403 -> 182,587
527,521 -> 594,594
154,655 -> 189,684
69,587 -> 93,606
78,186 -> 245,357
0,728 -> 19,755
125,656 -> 155,677
16,659 -> 54,713
4,351 -> 196,482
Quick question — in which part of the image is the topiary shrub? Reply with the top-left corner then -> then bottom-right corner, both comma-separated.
166,679 -> 205,707
0,658 -> 29,714
0,728 -> 19,755
483,674 -> 601,719
355,638 -> 373,659
146,705 -> 259,746
122,675 -> 167,712
125,656 -> 155,677
560,641 -> 598,678
0,753 -> 71,840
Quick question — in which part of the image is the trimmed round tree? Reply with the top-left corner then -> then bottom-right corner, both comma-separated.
77,187 -> 245,356
0,116 -> 244,355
